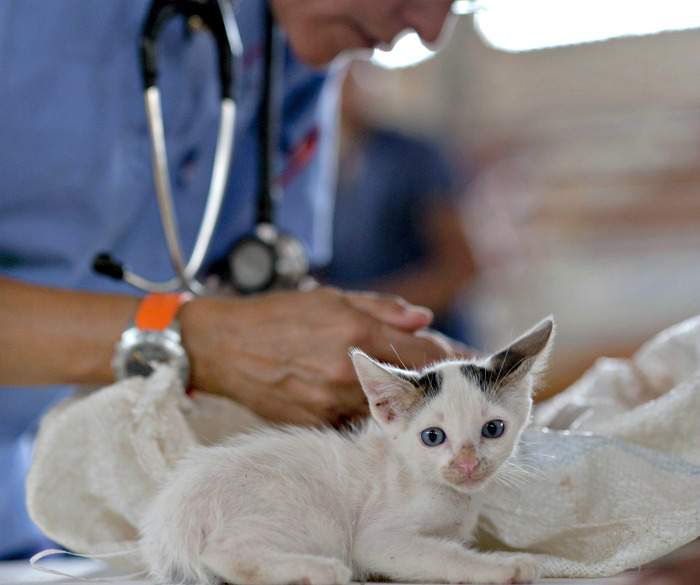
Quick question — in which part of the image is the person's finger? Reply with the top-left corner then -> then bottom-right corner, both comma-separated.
367,325 -> 449,370
415,328 -> 454,355
332,382 -> 371,411
345,291 -> 433,332
415,328 -> 483,359
277,367 -> 368,416
300,380 -> 369,417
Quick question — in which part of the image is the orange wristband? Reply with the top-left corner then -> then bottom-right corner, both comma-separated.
134,292 -> 193,331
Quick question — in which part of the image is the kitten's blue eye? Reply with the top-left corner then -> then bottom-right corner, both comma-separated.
481,420 -> 505,439
420,427 -> 446,447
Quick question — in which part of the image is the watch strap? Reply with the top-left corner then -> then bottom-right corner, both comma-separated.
135,292 -> 192,332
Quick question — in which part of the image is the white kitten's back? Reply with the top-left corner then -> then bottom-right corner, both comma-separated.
140,425 -> 388,584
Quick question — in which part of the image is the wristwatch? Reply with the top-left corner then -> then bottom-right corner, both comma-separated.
112,292 -> 192,387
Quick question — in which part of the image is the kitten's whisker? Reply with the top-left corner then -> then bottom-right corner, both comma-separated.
497,460 -> 547,484
516,447 -> 557,462
500,466 -> 524,477
389,343 -> 409,371
503,459 -> 541,474
501,458 -> 544,477
493,471 -> 526,490
494,344 -> 510,388
494,471 -> 530,489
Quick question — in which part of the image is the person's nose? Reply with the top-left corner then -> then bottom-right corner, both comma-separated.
401,0 -> 453,43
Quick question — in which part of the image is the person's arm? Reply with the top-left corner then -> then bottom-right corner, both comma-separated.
0,276 -> 138,386
371,200 -> 476,315
0,276 -> 449,425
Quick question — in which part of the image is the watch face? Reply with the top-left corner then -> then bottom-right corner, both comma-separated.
124,341 -> 172,377
114,329 -> 190,386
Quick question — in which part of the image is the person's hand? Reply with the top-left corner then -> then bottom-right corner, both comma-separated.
270,0 -> 454,66
417,328 -> 483,360
180,287 -> 450,425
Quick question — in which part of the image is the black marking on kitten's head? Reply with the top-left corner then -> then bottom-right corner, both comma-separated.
397,369 -> 443,399
460,364 -> 499,392
417,370 -> 442,399
461,352 -> 531,392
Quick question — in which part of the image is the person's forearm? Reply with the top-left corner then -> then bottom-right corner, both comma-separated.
0,276 -> 139,386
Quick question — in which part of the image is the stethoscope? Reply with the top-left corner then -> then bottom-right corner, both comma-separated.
93,0 -> 309,296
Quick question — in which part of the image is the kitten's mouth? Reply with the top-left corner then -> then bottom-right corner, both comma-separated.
441,466 -> 492,490
456,475 -> 488,489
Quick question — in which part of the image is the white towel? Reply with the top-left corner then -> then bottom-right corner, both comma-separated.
26,317 -> 700,577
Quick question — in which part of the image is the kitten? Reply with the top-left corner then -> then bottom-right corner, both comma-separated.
140,318 -> 554,585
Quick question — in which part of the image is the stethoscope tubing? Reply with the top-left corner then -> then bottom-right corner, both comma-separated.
97,1 -> 310,295
123,0 -> 241,295
127,88 -> 236,294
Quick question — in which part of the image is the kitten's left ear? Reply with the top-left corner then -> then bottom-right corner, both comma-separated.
486,317 -> 555,388
351,350 -> 423,426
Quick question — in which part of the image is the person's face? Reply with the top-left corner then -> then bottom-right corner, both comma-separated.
271,0 -> 454,66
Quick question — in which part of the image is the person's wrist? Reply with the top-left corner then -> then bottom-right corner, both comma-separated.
178,297 -> 210,392
179,295 -> 247,396
69,293 -> 140,385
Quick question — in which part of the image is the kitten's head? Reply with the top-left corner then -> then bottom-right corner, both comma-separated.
351,317 -> 554,494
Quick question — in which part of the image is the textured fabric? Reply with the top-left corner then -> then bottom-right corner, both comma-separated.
27,317 -> 700,577
0,0 -> 339,557
27,370 -> 262,566
0,434 -> 54,559
479,316 -> 700,577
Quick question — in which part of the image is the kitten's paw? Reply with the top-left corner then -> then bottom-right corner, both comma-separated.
471,553 -> 539,584
453,565 -> 518,584
296,558 -> 352,585
452,555 -> 539,585
505,555 -> 540,584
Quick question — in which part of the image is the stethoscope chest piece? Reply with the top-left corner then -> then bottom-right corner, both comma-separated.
226,223 -> 308,295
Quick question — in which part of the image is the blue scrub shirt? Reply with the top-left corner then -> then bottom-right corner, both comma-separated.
319,127 -> 472,343
0,0 -> 339,558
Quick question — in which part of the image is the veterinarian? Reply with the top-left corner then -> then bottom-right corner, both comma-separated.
0,0 -> 455,560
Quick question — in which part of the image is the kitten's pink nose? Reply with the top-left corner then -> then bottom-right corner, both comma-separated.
453,444 -> 480,477
455,457 -> 479,475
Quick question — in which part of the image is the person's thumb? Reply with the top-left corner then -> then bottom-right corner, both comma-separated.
345,291 -> 433,331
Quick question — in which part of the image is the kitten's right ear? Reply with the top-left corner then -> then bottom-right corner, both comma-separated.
485,317 -> 555,388
351,350 -> 422,426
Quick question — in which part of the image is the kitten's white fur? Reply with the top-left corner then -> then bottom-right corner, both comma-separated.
140,318 -> 554,585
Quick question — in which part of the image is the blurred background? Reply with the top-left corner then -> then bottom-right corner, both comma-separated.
325,2 -> 700,398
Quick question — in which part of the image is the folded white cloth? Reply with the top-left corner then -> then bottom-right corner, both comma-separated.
26,317 -> 700,577
26,369 -> 262,567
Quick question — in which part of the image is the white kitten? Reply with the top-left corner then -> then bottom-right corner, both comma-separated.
140,318 -> 554,585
